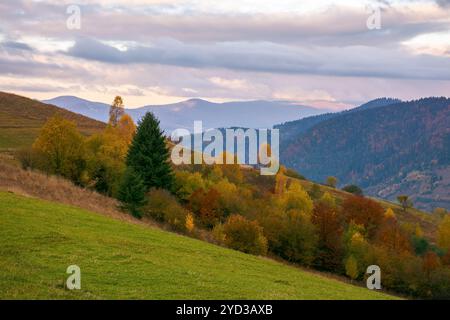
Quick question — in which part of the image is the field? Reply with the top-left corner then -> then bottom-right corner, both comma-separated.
0,192 -> 397,300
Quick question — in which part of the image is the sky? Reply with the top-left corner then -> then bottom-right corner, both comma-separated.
0,0 -> 449,109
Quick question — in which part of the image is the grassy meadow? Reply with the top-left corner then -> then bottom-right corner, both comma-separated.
0,191 -> 397,300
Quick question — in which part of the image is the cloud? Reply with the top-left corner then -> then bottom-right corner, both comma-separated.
66,37 -> 450,80
436,0 -> 450,8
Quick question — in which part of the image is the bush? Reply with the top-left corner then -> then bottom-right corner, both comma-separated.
222,215 -> 268,256
342,184 -> 363,196
262,210 -> 318,266
144,188 -> 188,232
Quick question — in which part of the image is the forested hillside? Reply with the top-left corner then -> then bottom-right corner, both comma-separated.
278,98 -> 450,211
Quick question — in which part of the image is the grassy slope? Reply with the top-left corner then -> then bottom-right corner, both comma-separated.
0,192 -> 396,300
0,92 -> 105,151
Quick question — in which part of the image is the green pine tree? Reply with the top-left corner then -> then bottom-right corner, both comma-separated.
126,112 -> 175,192
117,167 -> 147,218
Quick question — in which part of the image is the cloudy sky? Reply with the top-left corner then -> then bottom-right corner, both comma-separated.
0,0 -> 449,109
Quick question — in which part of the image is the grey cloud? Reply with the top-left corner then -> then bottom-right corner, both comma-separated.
1,41 -> 33,51
436,0 -> 450,7
66,38 -> 450,80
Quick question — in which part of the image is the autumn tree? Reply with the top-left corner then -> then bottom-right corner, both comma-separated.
422,251 -> 441,278
438,215 -> 450,251
33,114 -> 86,184
85,112 -> 136,196
345,255 -> 359,281
278,180 -> 314,215
312,201 -> 343,271
188,188 -> 221,228
274,166 -> 287,194
126,112 -> 175,192
308,183 -> 323,200
325,176 -> 338,188
433,207 -> 448,220
143,188 -> 188,231
109,96 -> 125,126
222,214 -> 268,256
375,208 -> 411,253
341,195 -> 384,238
262,209 -> 318,266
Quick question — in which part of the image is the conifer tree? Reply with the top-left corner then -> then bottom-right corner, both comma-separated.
126,112 -> 175,192
117,167 -> 147,218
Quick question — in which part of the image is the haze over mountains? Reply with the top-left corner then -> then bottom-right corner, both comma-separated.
43,96 -> 327,133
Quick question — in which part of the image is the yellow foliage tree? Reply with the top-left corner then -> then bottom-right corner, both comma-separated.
185,213 -> 195,233
438,215 -> 450,250
279,180 -> 314,215
274,166 -> 287,195
345,255 -> 359,281
384,208 -> 396,219
33,114 -> 86,184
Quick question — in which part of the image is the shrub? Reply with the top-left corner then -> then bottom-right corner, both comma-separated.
342,184 -> 363,196
144,188 -> 188,232
188,188 -> 222,228
222,215 -> 268,256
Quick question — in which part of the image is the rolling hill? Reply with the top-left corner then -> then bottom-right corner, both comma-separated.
0,191 -> 396,299
43,96 -> 328,132
0,92 -> 105,152
278,97 -> 450,211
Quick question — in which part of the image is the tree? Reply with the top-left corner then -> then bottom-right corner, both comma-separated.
262,210 -> 318,266
126,112 -> 175,192
342,184 -> 363,196
325,176 -> 338,188
422,251 -> 441,277
109,96 -> 125,126
33,114 -> 86,184
375,210 -> 411,253
308,183 -> 323,199
117,167 -> 147,218
222,214 -> 268,256
438,215 -> 450,251
185,213 -> 195,233
279,180 -> 314,215
312,201 -> 343,271
345,255 -> 359,281
433,207 -> 448,220
85,113 -> 136,196
397,195 -> 413,211
188,188 -> 222,228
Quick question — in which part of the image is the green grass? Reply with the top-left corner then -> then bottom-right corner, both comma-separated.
0,192 -> 397,300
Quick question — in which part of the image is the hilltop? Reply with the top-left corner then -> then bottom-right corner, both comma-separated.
0,92 -> 105,152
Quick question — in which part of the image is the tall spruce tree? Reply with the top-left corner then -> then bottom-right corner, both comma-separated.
126,112 -> 175,192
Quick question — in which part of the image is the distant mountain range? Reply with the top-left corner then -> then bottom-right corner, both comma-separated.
276,97 -> 450,211
43,96 -> 328,133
